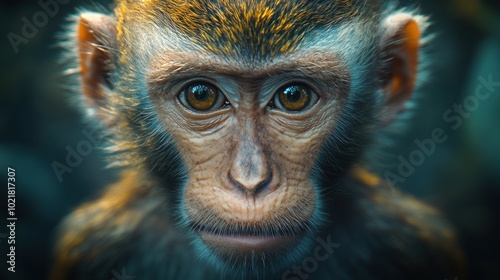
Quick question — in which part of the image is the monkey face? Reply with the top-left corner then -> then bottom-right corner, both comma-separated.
71,2 -> 424,276
145,51 -> 349,269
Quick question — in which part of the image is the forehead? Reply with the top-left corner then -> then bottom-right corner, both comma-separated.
117,0 -> 360,58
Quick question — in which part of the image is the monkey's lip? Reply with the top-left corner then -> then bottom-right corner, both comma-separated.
196,226 -> 305,252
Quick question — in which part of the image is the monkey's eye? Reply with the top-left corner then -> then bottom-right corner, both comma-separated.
178,82 -> 227,111
271,84 -> 316,112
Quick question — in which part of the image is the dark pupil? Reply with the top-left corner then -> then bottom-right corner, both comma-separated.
283,86 -> 302,102
191,85 -> 211,101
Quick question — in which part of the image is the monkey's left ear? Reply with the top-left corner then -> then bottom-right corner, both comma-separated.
76,12 -> 117,126
379,13 -> 422,123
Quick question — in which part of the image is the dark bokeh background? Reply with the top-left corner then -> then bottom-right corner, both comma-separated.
0,0 -> 499,279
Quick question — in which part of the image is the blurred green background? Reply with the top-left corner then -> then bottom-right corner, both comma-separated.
0,0 -> 499,279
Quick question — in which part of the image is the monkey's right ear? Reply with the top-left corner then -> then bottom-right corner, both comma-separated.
76,13 -> 116,125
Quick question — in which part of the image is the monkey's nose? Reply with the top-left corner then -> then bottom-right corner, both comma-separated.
228,120 -> 274,195
228,144 -> 272,195
228,168 -> 272,196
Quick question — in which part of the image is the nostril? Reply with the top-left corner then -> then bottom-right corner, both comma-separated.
253,171 -> 272,194
228,170 -> 272,195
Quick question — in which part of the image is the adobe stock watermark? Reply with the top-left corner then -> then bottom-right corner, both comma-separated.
385,74 -> 500,186
282,235 -> 340,280
110,267 -> 136,280
52,127 -> 105,182
7,0 -> 71,54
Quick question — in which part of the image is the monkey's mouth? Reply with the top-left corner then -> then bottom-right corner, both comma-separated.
194,223 -> 307,254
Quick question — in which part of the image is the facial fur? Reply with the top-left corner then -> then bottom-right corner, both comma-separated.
89,0 -> 395,275
53,1 -> 451,279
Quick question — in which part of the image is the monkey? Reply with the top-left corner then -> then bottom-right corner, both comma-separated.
52,0 -> 466,279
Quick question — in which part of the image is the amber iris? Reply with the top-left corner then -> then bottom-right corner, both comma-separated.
277,84 -> 311,111
184,83 -> 220,111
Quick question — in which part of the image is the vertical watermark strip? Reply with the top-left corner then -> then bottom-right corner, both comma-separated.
6,167 -> 17,273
